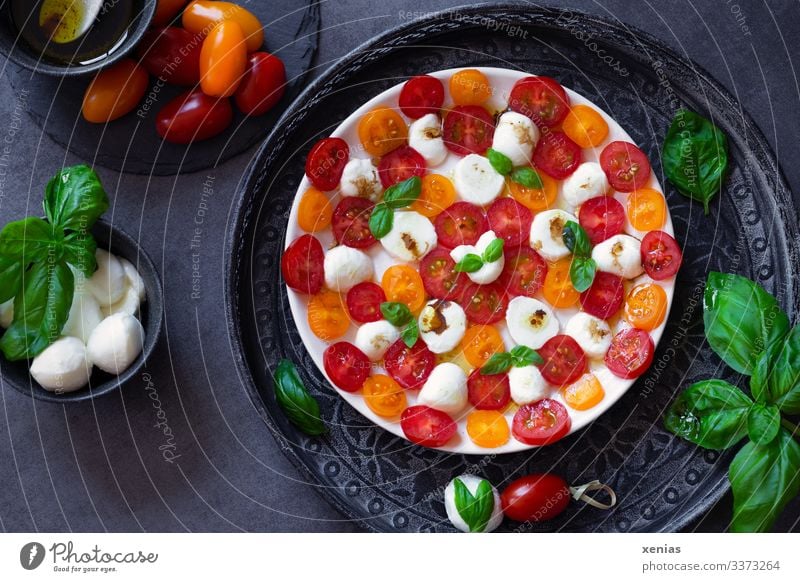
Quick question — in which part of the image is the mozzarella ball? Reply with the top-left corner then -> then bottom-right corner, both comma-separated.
0,299 -> 13,328
86,249 -> 127,306
418,300 -> 467,354
491,111 -> 539,167
418,362 -> 467,414
509,364 -> 549,405
565,312 -> 612,358
506,297 -> 560,349
529,209 -> 578,262
355,320 -> 400,361
339,158 -> 382,200
120,258 -> 147,303
591,234 -> 644,279
449,231 -> 504,285
408,114 -> 447,167
454,154 -> 504,205
86,313 -> 145,375
102,287 -> 142,318
380,211 -> 437,261
444,474 -> 504,533
562,162 -> 609,208
30,337 -> 92,393
323,246 -> 374,292
62,284 -> 103,344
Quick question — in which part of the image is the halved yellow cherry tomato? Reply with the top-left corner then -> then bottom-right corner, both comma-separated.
363,374 -> 407,417
381,265 -> 425,313
411,174 -> 456,217
506,171 -> 558,212
182,0 -> 264,52
297,187 -> 332,232
82,59 -> 148,123
624,283 -> 668,331
542,258 -> 580,308
627,188 -> 667,231
449,69 -> 492,105
467,410 -> 510,448
199,21 -> 247,97
461,325 -> 505,368
562,104 -> 609,148
357,107 -> 408,156
563,374 -> 605,410
307,289 -> 349,340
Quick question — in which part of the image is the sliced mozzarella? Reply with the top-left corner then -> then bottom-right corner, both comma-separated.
562,162 -> 609,208
508,364 -> 549,405
408,113 -> 447,167
417,362 -> 467,414
444,474 -> 504,533
418,300 -> 467,354
0,299 -> 13,328
449,230 -> 504,285
339,158 -> 382,200
506,296 -> 559,349
453,154 -> 504,206
565,312 -> 612,358
355,320 -> 400,361
62,283 -> 104,344
491,111 -> 539,167
591,234 -> 644,279
323,245 -> 373,292
87,249 -> 127,306
380,210 -> 437,261
529,209 -> 578,262
86,313 -> 145,375
30,337 -> 92,393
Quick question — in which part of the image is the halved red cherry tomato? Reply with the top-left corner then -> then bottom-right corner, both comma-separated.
580,271 -> 624,320
467,369 -> 511,410
281,234 -> 324,294
137,28 -> 202,86
305,137 -> 350,191
401,405 -> 457,447
199,20 -> 247,97
346,282 -> 386,323
605,328 -> 654,379
599,141 -> 652,192
419,248 -> 465,300
398,75 -> 445,119
82,59 -> 149,123
434,201 -> 488,248
641,230 -> 683,280
508,76 -> 570,127
460,282 -> 508,325
578,195 -> 625,245
538,335 -> 587,386
377,146 -> 426,188
487,197 -> 532,248
323,342 -> 371,392
442,105 -> 495,156
331,196 -> 376,249
501,474 -> 571,522
498,247 -> 547,298
153,0 -> 189,27
384,339 -> 436,390
155,89 -> 233,143
182,0 -> 264,53
532,130 -> 582,179
234,52 -> 286,116
512,399 -> 571,445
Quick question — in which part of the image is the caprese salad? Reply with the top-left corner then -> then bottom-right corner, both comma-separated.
280,67 -> 682,453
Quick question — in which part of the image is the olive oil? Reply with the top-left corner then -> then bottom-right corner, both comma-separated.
12,0 -> 134,65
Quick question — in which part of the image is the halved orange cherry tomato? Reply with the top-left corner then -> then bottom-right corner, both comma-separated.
506,171 -> 558,212
82,59 -> 148,123
627,188 -> 667,231
449,69 -> 492,105
542,258 -> 580,308
152,0 -> 189,27
363,374 -> 407,418
357,107 -> 408,156
182,0 -> 264,52
562,104 -> 609,148
467,410 -> 510,448
381,265 -> 425,313
563,374 -> 605,410
199,21 -> 247,97
411,174 -> 456,217
297,187 -> 332,232
624,283 -> 668,331
307,289 -> 350,340
461,325 -> 505,368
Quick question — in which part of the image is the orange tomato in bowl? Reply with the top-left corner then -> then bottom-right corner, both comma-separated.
563,374 -> 605,410
182,0 -> 264,52
297,187 -> 332,232
82,59 -> 149,123
466,410 -> 510,447
460,325 -> 505,368
624,283 -> 668,331
411,174 -> 456,217
627,188 -> 667,231
562,104 -> 609,148
363,375 -> 407,418
199,21 -> 247,97
506,171 -> 558,212
381,265 -> 425,313
307,289 -> 350,340
357,107 -> 408,157
542,258 -> 580,308
449,69 -> 492,105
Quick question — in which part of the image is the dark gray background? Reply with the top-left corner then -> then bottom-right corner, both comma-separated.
1,0 -> 798,532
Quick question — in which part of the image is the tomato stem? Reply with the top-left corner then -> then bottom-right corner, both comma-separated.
568,480 -> 617,510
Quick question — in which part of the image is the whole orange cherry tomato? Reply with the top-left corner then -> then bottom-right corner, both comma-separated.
182,0 -> 264,52
381,265 -> 425,313
82,59 -> 149,123
152,0 -> 189,27
199,21 -> 247,97
624,282 -> 668,331
363,375 -> 407,417
357,107 -> 408,157
234,52 -> 286,116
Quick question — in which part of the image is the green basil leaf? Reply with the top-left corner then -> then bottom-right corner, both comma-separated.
662,109 -> 728,215
44,164 -> 109,231
663,379 -> 752,450
562,220 -> 591,257
751,325 -> 800,414
482,238 -> 504,263
0,217 -> 62,262
401,319 -> 419,348
511,167 -> 543,189
273,359 -> 326,436
729,428 -> 800,532
570,256 -> 596,293
746,403 -> 780,446
380,302 -> 413,327
452,477 -> 495,533
480,352 -> 513,375
62,231 -> 98,278
703,272 -> 789,375
369,203 -> 394,239
454,253 -> 483,273
486,148 -> 513,176
0,257 -> 23,304
383,176 -> 422,209
0,260 -> 74,360
509,345 -> 543,366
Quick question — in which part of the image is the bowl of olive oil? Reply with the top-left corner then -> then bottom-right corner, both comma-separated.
0,0 -> 155,76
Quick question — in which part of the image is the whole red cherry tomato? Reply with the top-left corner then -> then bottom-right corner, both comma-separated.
501,473 -> 617,523
155,89 -> 233,143
152,0 -> 189,27
234,52 -> 287,116
82,59 -> 149,123
137,27 -> 202,86
199,20 -> 247,98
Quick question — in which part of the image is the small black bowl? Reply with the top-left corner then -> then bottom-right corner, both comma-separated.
0,0 -> 155,77
0,220 -> 163,402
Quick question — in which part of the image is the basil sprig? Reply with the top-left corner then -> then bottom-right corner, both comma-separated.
273,359 -> 326,436
481,345 -> 543,375
664,271 -> 800,532
454,238 -> 504,273
380,301 -> 419,348
562,220 -> 596,292
453,478 -> 495,533
368,177 -> 422,239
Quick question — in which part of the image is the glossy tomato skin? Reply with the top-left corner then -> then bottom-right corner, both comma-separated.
199,20 -> 247,98
137,28 -> 202,86
377,146 -> 426,188
605,328 -> 654,379
533,131 -> 582,179
512,399 -> 571,445
580,271 -> 625,320
499,247 -> 548,298
508,76 -> 570,127
399,75 -> 445,119
442,105 -> 495,156
501,474 -> 571,522
434,201 -> 488,248
419,248 -> 465,300
152,0 -> 189,27
331,196 -> 377,249
323,342 -> 371,392
281,234 -> 324,294
305,137 -> 350,191
578,195 -> 625,245
82,59 -> 149,123
155,89 -> 233,143
346,282 -> 386,323
182,0 -> 264,52
459,282 -> 508,325
467,369 -> 511,410
538,335 -> 587,386
487,197 -> 533,248
400,405 -> 457,447
234,52 -> 287,116
641,230 -> 683,280
599,141 -> 652,192
384,339 -> 436,390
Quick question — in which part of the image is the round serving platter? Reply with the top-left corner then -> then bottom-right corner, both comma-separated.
225,5 -> 800,532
